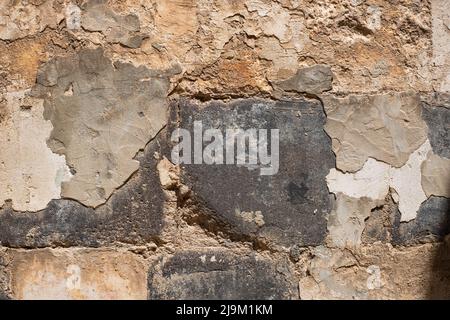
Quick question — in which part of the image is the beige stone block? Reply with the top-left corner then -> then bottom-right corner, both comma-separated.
10,249 -> 147,300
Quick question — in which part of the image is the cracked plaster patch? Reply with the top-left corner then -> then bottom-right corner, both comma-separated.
0,90 -> 71,211
327,140 -> 434,222
32,48 -> 179,208
323,93 -> 428,173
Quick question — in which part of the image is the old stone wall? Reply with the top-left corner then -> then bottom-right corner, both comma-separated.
0,0 -> 449,299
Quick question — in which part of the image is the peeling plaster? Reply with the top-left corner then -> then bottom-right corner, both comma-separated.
327,140 -> 435,222
32,48 -> 180,208
421,153 -> 450,198
323,92 -> 428,172
327,159 -> 391,200
0,90 -> 71,211
327,194 -> 383,248
81,0 -> 146,48
390,141 -> 430,221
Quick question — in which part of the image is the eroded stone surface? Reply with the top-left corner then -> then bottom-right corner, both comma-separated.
172,99 -> 335,246
148,250 -> 296,299
299,245 -> 369,299
0,91 -> 71,211
10,249 -> 146,300
0,1 -> 62,40
299,243 -> 450,299
0,137 -> 165,248
0,0 -> 449,301
432,0 -> 450,92
168,0 -> 432,95
323,92 -> 428,172
81,0 -> 146,48
32,48 -> 179,207
275,64 -> 333,95
0,248 -> 10,300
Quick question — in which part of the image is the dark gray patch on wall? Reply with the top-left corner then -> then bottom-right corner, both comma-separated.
422,95 -> 450,159
392,196 -> 450,245
170,98 -> 335,247
148,250 -> 296,299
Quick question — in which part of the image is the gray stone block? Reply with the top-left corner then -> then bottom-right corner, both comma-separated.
148,250 -> 296,299
170,98 -> 335,246
422,94 -> 450,159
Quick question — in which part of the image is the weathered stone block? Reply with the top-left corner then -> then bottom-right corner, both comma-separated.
9,249 -> 147,300
148,250 -> 296,299
0,249 -> 10,300
170,98 -> 335,246
300,243 -> 450,299
275,64 -> 333,95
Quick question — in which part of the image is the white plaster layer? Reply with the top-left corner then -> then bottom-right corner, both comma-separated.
327,140 -> 434,222
0,91 -> 71,211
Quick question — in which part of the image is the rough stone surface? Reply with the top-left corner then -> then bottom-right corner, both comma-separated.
32,48 -> 178,208
432,0 -> 450,92
299,243 -> 450,299
299,245 -> 370,299
0,137 -> 165,248
323,93 -> 428,172
10,249 -> 147,300
361,195 -> 394,244
172,98 -> 335,247
0,248 -> 10,300
81,0 -> 146,48
0,0 -> 449,300
275,65 -> 333,95
0,1 -> 62,41
162,0 -> 433,96
148,250 -> 296,299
